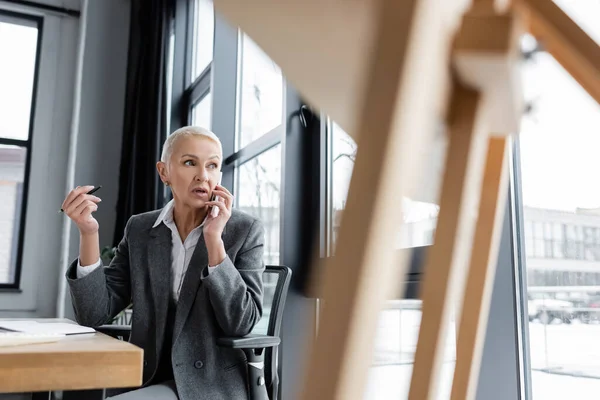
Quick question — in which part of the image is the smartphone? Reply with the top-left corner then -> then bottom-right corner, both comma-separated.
210,172 -> 223,218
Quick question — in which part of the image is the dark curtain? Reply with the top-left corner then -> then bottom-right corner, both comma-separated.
113,0 -> 172,246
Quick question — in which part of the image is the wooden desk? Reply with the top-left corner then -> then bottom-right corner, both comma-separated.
0,319 -> 143,393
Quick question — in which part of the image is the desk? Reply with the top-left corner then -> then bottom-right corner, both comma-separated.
0,319 -> 143,394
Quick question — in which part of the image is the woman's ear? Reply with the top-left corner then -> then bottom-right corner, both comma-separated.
156,161 -> 169,185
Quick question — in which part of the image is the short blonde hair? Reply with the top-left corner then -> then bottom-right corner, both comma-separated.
160,126 -> 223,163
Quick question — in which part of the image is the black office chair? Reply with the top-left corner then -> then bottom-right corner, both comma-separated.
96,265 -> 292,400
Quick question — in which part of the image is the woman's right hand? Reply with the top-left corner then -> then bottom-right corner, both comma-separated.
62,186 -> 102,235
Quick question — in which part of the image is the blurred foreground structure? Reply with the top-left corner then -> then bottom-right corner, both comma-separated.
213,0 -> 600,399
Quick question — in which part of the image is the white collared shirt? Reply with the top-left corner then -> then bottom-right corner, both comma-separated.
76,200 -> 217,301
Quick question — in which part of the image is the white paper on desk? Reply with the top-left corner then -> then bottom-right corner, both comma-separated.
0,321 -> 96,335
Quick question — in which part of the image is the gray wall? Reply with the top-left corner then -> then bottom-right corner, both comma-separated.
0,0 -> 130,318
69,0 -> 130,255
63,0 -> 130,320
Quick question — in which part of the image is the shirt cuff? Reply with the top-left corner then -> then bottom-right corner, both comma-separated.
207,264 -> 219,274
208,256 -> 228,272
77,258 -> 102,279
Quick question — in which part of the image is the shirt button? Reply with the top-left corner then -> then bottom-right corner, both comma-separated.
194,360 -> 204,369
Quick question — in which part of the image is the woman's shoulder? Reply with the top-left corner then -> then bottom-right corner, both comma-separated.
226,210 -> 264,246
229,209 -> 263,232
125,209 -> 163,232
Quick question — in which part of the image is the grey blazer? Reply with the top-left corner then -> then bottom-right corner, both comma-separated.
66,208 -> 265,400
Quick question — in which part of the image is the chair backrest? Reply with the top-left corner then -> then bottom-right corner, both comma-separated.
251,265 -> 292,400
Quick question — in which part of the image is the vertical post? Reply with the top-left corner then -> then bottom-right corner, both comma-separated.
408,83 -> 490,400
451,136 -> 510,400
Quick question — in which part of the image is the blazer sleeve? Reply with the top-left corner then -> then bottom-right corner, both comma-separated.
65,218 -> 133,327
201,219 -> 265,336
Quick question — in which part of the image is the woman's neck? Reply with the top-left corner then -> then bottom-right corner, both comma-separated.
172,201 -> 207,242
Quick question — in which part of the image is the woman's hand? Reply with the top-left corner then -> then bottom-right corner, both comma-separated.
203,184 -> 233,239
62,185 -> 102,236
203,185 -> 233,266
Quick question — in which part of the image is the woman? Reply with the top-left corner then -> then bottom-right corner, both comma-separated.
63,126 -> 265,399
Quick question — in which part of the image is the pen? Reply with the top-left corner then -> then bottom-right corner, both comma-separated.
59,186 -> 102,213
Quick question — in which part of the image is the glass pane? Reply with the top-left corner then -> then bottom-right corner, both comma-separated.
331,122 -> 356,252
520,45 -> 600,398
191,92 -> 212,129
0,20 -> 38,141
534,222 -> 543,238
330,121 -> 450,399
191,0 -> 214,82
330,121 -> 439,253
364,300 -> 455,399
236,145 -> 281,266
553,223 -> 563,239
0,145 -> 27,285
237,34 -> 283,149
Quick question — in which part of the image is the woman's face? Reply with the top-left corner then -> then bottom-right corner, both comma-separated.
158,136 -> 222,209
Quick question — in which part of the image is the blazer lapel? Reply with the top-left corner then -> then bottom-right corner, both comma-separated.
173,233 -> 209,342
148,224 -> 172,355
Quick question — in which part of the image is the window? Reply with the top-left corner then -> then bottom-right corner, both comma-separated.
190,0 -> 214,82
231,34 -> 284,266
330,121 -> 439,252
236,34 -> 283,149
518,22 -> 600,397
191,92 -> 211,128
170,0 -> 214,136
330,122 -> 355,252
0,12 -> 40,287
236,145 -> 281,265
327,121 -> 451,399
366,300 -> 455,398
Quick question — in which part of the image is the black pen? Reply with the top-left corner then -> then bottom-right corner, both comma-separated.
59,186 -> 102,213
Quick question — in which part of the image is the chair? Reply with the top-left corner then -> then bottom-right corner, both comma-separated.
96,265 -> 292,400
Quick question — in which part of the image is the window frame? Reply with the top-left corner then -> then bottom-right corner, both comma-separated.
229,31 -> 286,265
184,0 -> 213,124
169,0 -> 214,132
0,9 -> 43,289
511,136 -> 537,400
166,0 -> 215,205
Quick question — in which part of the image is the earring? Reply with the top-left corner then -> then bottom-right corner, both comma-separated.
165,181 -> 170,187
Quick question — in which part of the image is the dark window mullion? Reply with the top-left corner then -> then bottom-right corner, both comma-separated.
187,65 -> 211,106
184,0 -> 195,86
169,0 -> 191,133
0,0 -> 80,17
0,138 -> 30,148
223,126 -> 283,170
